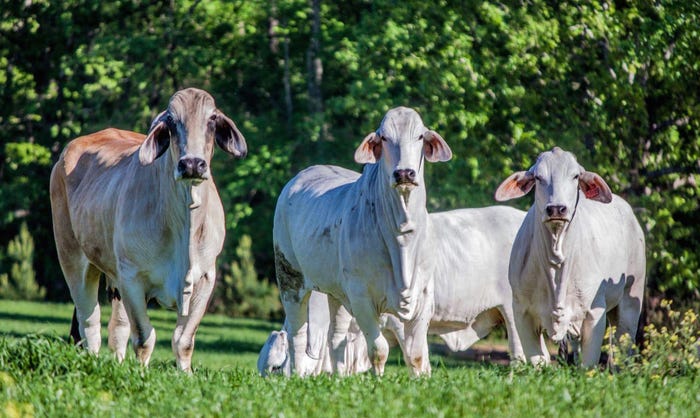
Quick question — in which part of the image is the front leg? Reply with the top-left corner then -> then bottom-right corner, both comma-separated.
513,306 -> 548,366
402,294 -> 433,377
172,270 -> 217,372
349,296 -> 388,376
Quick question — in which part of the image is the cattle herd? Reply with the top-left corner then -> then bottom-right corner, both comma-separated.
49,88 -> 646,376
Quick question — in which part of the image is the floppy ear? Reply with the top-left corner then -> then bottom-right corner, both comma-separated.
579,171 -> 612,203
354,132 -> 382,164
214,111 -> 247,158
423,130 -> 452,162
139,111 -> 171,165
494,170 -> 535,201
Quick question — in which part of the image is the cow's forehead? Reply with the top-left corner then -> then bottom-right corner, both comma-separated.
168,88 -> 216,119
533,147 -> 581,175
377,107 -> 425,140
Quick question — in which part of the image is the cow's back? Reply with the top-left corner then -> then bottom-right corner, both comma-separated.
51,129 -> 146,277
273,164 -> 361,290
430,206 -> 526,324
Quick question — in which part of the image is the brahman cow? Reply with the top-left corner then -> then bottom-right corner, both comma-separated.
273,107 -> 451,376
261,205 -> 527,375
494,147 -> 646,367
50,88 -> 246,371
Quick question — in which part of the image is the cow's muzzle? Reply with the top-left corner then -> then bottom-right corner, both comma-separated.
392,169 -> 418,191
177,157 -> 209,180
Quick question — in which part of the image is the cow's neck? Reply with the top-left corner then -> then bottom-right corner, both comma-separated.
367,163 -> 430,320
158,157 -> 212,316
534,209 -> 579,341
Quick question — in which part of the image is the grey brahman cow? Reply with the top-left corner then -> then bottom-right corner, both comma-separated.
273,107 -> 451,376
495,146 -> 646,367
50,88 -> 246,371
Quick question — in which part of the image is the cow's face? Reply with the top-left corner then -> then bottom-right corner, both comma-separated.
353,107 -> 451,195
495,147 -> 612,229
139,88 -> 247,182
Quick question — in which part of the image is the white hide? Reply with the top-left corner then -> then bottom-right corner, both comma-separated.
50,88 -> 246,371
495,147 -> 646,367
273,107 -> 451,376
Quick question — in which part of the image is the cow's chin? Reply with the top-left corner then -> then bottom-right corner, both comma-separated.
174,173 -> 208,185
544,218 -> 569,234
393,182 -> 417,194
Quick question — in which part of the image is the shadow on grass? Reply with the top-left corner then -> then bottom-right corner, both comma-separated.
0,311 -> 71,327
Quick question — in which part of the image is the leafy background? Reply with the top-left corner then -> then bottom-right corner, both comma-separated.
1,0 -> 698,317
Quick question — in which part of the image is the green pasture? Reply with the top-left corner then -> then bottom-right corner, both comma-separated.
1,300 -> 699,417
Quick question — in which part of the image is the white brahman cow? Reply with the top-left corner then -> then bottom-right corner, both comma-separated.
494,146 -> 646,367
261,205 -> 527,375
50,88 -> 246,371
273,107 -> 451,376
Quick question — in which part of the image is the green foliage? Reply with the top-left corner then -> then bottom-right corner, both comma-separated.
211,235 -> 282,320
1,1 -> 699,306
0,222 -> 45,301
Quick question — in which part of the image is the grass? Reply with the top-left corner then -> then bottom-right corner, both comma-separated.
1,300 -> 699,417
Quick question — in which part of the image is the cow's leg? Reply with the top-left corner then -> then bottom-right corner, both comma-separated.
513,308 -> 548,365
281,291 -> 314,376
402,305 -> 432,377
349,297 -> 388,377
52,177 -> 101,352
580,304 -> 607,367
328,297 -> 352,375
498,304 -> 525,362
55,223 -> 101,353
107,287 -> 130,362
65,262 -> 102,353
117,268 -> 156,367
172,272 -> 216,372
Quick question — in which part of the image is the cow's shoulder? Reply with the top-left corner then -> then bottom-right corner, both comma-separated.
63,129 -> 144,175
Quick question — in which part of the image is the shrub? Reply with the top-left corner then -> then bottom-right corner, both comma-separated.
0,222 -> 45,301
603,299 -> 700,377
211,234 -> 282,320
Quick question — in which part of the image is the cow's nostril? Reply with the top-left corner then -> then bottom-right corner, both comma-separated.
178,159 -> 190,174
195,158 -> 207,176
406,169 -> 416,181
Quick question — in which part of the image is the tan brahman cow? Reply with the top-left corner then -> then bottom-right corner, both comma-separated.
50,88 -> 246,371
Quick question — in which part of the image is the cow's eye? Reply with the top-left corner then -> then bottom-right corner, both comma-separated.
380,135 -> 387,142
573,174 -> 580,180
166,114 -> 174,125
535,175 -> 543,183
209,114 -> 217,122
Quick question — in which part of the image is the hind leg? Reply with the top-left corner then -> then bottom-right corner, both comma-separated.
328,297 -> 352,375
65,261 -> 102,353
107,286 -> 130,362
